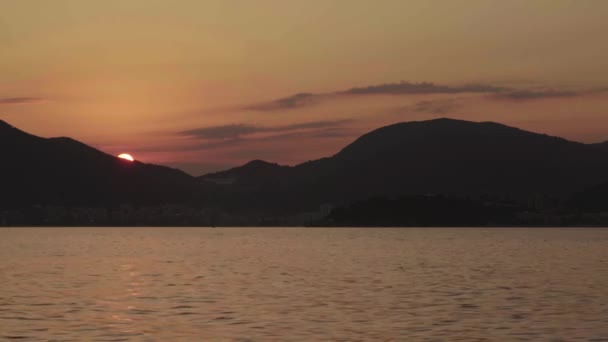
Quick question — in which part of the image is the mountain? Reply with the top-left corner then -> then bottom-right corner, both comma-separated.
199,118 -> 608,211
201,160 -> 291,186
4,118 -> 608,216
0,120 -> 195,207
198,160 -> 294,212
592,141 -> 608,152
569,180 -> 608,211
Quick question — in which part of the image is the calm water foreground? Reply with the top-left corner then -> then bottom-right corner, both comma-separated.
0,228 -> 607,341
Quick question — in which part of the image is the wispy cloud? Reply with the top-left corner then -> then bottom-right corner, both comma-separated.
181,119 -> 354,141
491,87 -> 608,101
0,97 -> 41,105
386,98 -> 463,117
195,128 -> 357,155
342,82 -> 506,95
181,124 -> 259,140
410,99 -> 460,115
243,81 -> 507,112
244,93 -> 319,111
133,122 -> 356,156
493,89 -> 579,101
239,81 -> 608,113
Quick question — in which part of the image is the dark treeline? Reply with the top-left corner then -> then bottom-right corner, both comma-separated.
322,195 -> 522,227
318,195 -> 608,227
3,193 -> 608,227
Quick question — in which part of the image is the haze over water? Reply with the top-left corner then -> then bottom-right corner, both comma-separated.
1,228 -> 607,341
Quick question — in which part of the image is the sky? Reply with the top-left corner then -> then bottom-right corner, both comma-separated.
1,0 -> 608,175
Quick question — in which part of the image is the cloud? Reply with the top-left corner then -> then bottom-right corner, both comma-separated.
234,80 -> 608,117
241,81 -> 507,112
134,123 -> 357,160
343,81 -> 506,95
308,127 -> 355,138
181,119 -> 354,141
244,93 -> 319,111
410,99 -> 460,115
181,124 -> 260,140
183,130 -> 349,151
494,89 -> 579,101
279,120 -> 354,131
238,81 -> 608,113
386,98 -> 463,117
0,97 -> 41,105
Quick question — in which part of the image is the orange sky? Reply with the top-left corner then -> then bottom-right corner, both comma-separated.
1,0 -> 608,175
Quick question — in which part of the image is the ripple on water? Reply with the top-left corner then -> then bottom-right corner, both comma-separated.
0,227 -> 607,340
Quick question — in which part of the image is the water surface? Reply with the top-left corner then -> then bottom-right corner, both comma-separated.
1,228 -> 607,341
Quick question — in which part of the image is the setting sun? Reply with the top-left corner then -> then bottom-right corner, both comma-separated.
117,153 -> 134,162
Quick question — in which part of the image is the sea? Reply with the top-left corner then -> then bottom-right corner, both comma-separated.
0,227 -> 607,341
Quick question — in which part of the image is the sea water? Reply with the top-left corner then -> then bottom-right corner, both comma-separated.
1,227 -> 607,341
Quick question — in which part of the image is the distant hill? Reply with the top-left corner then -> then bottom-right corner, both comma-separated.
198,160 -> 294,212
201,160 -> 291,186
199,118 -> 608,211
0,120 -> 195,207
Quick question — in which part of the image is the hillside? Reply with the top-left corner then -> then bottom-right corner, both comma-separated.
0,120 -> 195,207
200,118 -> 608,211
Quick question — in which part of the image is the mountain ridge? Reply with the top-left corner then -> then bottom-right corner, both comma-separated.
4,118 -> 608,213
198,118 -> 608,211
0,119 -> 195,207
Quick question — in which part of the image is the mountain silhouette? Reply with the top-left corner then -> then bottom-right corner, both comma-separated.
200,118 -> 608,211
0,120 -> 195,207
4,118 -> 608,216
593,141 -> 608,152
201,160 -> 290,186
569,179 -> 608,211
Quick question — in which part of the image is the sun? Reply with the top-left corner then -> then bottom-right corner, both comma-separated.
117,153 -> 134,162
